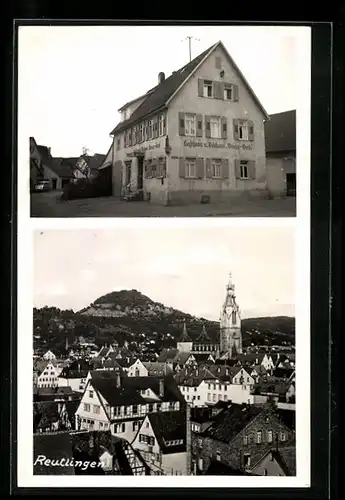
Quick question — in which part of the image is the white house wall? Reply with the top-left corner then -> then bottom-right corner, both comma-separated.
132,415 -> 188,475
166,44 -> 267,205
75,381 -> 111,431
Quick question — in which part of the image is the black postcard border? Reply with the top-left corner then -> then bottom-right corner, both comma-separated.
2,18 -> 341,498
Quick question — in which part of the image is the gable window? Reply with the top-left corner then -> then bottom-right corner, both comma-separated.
203,80 -> 213,98
224,84 -> 234,101
93,405 -> 100,414
267,430 -> 273,443
243,435 -> 248,445
89,390 -> 93,398
257,431 -> 262,443
240,161 -> 249,179
185,114 -> 196,136
207,393 -> 211,401
280,431 -> 286,442
83,403 -> 90,412
210,117 -> 221,139
185,159 -> 196,178
211,159 -> 222,178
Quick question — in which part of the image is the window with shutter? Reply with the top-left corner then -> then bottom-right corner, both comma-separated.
211,159 -> 222,178
239,160 -> 249,179
210,117 -> 221,139
196,114 -> 203,137
238,120 -> 249,140
185,159 -> 196,178
203,80 -> 213,98
179,112 -> 185,136
224,84 -> 234,101
185,114 -> 196,136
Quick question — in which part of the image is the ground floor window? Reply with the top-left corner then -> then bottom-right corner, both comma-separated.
185,160 -> 196,178
212,159 -> 222,178
240,161 -> 249,179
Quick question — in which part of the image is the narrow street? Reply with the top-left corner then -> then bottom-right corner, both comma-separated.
30,191 -> 296,218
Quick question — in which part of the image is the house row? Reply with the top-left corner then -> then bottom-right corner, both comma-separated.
190,402 -> 296,476
96,40 -> 295,205
29,136 -> 105,191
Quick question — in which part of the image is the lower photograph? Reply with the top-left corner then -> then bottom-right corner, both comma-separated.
27,224 -> 299,481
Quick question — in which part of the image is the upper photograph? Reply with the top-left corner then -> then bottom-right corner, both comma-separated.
21,25 -> 301,218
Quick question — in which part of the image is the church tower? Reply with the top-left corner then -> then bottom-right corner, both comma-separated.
177,321 -> 193,353
219,273 -> 242,358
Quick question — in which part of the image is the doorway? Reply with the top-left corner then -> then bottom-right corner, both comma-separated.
286,173 -> 296,196
137,157 -> 144,190
125,162 -> 132,187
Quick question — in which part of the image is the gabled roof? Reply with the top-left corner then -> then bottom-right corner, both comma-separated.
90,372 -> 184,406
111,40 -> 268,136
265,109 -> 296,153
202,403 -> 263,443
147,410 -> 186,454
206,460 -> 250,475
175,366 -> 217,387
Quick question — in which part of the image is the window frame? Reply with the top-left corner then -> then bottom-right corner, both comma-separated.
239,121 -> 249,141
240,161 -> 249,179
224,84 -> 234,101
210,116 -> 221,139
203,80 -> 213,98
185,113 -> 196,137
185,159 -> 197,179
211,159 -> 222,178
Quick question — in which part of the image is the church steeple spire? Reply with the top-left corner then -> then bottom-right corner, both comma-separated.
196,323 -> 210,342
179,321 -> 192,342
220,271 -> 242,358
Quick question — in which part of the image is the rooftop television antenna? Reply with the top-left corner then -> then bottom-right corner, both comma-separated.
182,36 -> 200,62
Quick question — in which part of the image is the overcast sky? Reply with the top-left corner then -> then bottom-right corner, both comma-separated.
19,24 -> 305,157
33,226 -> 295,320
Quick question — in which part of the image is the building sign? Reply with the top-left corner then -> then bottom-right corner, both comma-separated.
184,140 -> 252,150
131,142 -> 161,155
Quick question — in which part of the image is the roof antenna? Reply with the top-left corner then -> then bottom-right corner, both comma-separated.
182,36 -> 200,62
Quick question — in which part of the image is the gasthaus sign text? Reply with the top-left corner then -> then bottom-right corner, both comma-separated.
184,140 -> 253,150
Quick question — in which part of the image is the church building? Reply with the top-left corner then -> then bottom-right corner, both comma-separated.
174,273 -> 242,359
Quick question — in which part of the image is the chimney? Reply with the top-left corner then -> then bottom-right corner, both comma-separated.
159,378 -> 164,398
116,371 -> 121,388
158,72 -> 165,84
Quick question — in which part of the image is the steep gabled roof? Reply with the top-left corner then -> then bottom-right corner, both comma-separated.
147,410 -> 186,454
178,322 -> 192,342
202,403 -> 263,443
265,109 -> 296,153
110,44 -> 213,135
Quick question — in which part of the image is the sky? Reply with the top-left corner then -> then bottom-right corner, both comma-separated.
18,24 -> 304,157
33,226 -> 295,320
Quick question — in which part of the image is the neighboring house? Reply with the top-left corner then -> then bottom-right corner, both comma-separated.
43,350 -> 56,361
143,362 -> 173,377
109,40 -> 269,206
75,371 -> 185,443
192,402 -> 295,475
175,365 -> 256,407
265,109 -> 296,197
30,137 -> 74,190
57,359 -> 92,392
34,360 -> 59,389
252,376 -> 295,405
33,400 -> 72,433
250,446 -> 296,476
132,410 -> 188,475
127,359 -> 149,377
